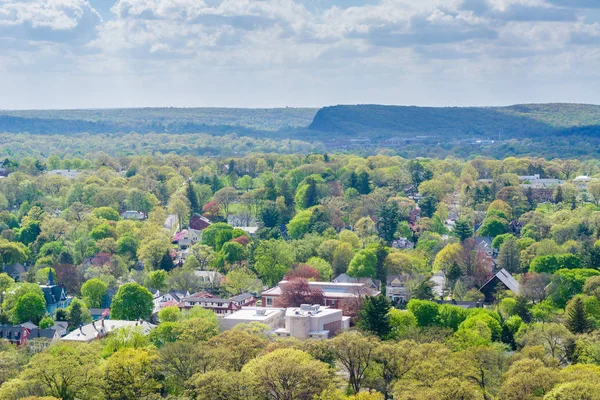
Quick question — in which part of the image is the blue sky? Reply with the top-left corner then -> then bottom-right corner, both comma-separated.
1,0 -> 600,109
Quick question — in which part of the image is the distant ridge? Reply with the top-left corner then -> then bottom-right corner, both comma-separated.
308,103 -> 600,138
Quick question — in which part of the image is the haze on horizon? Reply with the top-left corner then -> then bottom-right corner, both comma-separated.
1,0 -> 600,110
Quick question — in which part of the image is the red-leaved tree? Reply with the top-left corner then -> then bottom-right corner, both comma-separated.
285,264 -> 321,281
275,278 -> 324,308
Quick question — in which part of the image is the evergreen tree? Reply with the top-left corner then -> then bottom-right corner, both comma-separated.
357,171 -> 371,195
358,295 -> 392,339
260,201 -> 280,228
370,242 -> 390,296
279,179 -> 295,207
566,296 -> 592,334
211,175 -> 222,193
264,178 -> 277,201
303,178 -> 318,208
554,186 -> 564,204
348,171 -> 358,191
498,237 -> 521,273
186,182 -> 199,213
525,187 -> 536,210
228,159 -> 236,175
323,153 -> 329,163
376,202 -> 400,244
453,219 -> 473,242
159,250 -> 174,272
419,196 -> 438,218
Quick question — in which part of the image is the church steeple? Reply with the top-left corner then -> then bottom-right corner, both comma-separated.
47,268 -> 55,286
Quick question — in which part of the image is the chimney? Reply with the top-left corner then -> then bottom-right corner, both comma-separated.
101,319 -> 105,328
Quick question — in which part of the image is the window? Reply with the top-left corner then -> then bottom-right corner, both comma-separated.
266,297 -> 272,306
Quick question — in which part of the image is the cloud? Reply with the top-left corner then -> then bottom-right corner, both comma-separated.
0,0 -> 102,45
546,0 -> 600,9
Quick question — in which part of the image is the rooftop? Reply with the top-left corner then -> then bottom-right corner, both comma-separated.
62,320 -> 156,342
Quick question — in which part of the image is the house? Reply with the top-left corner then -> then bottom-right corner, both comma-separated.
121,210 -> 146,220
0,322 -> 64,348
173,229 -> 202,249
89,308 -> 111,321
3,263 -> 28,282
227,214 -> 257,227
274,305 -> 350,340
333,274 -> 381,291
391,237 -> 414,250
262,281 -> 379,310
234,226 -> 259,237
479,269 -> 520,303
194,270 -> 223,288
179,292 -> 256,316
39,270 -> 72,315
474,236 -> 494,257
431,271 -> 446,299
152,290 -> 190,313
189,214 -> 212,231
62,319 -> 156,343
386,274 -> 411,304
164,214 -> 179,233
219,307 -> 286,332
47,169 -> 81,179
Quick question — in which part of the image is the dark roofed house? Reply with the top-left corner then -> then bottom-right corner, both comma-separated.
39,270 -> 72,315
180,292 -> 256,315
3,263 -> 28,282
479,269 -> 520,303
189,214 -> 212,231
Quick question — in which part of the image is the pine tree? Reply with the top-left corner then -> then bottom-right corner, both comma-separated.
554,186 -> 564,204
278,179 -> 295,207
453,219 -> 473,242
211,175 -> 222,193
186,181 -> 199,213
566,296 -> 591,334
159,250 -> 174,272
303,178 -> 318,208
376,202 -> 400,244
264,178 -> 277,201
348,171 -> 358,191
357,171 -> 371,195
498,237 -> 520,273
323,153 -> 329,163
525,187 -> 536,210
358,295 -> 391,339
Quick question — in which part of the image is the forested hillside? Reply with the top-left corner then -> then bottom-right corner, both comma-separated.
309,103 -> 600,138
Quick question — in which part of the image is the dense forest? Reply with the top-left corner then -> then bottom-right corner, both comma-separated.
309,103 -> 600,138
2,146 -> 600,399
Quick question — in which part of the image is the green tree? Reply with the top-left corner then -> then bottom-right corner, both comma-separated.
566,296 -> 592,334
186,181 -> 200,213
302,177 -> 319,208
81,278 -> 108,308
66,298 -> 92,327
330,331 -> 376,394
22,343 -> 102,400
253,240 -> 295,286
102,348 -> 161,400
347,249 -> 377,279
144,270 -> 168,291
92,207 -> 121,221
358,296 -> 392,339
453,220 -> 473,242
187,370 -> 254,400
407,299 -> 439,327
377,202 -> 400,244
13,292 -> 46,324
497,237 -> 521,273
243,348 -> 333,400
110,283 -> 154,321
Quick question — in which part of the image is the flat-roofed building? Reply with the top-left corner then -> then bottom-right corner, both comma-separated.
261,281 -> 379,309
218,307 -> 285,331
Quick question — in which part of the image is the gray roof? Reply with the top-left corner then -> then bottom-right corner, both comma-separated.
230,293 -> 254,302
481,269 -> 520,294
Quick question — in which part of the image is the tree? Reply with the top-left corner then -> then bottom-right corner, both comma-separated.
358,296 -> 392,339
92,207 -> 120,221
373,341 -> 417,400
224,268 -> 261,296
214,187 -> 238,215
566,296 -> 592,334
66,298 -> 92,327
275,278 -> 324,307
357,171 -> 371,195
13,292 -> 46,324
306,257 -> 333,281
22,343 -> 102,400
418,196 -> 438,218
588,181 -> 600,206
174,311 -> 219,343
302,177 -> 319,209
158,342 -> 217,393
260,201 -> 280,228
144,270 -> 168,291
347,249 -> 377,279
478,217 -> 508,237
186,181 -> 200,213
554,185 -> 564,204
0,239 -> 29,266
243,348 -> 333,400
377,202 -> 400,244
407,299 -> 439,327
0,272 -> 14,304
187,370 -> 254,400
285,264 -> 321,280
81,278 -> 108,308
208,329 -> 268,371
497,237 -> 520,273
253,240 -> 295,286
110,283 -> 154,321
330,331 -> 376,394
102,348 -> 161,400
453,220 -> 473,242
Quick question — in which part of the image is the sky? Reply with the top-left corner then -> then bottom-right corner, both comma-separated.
1,0 -> 600,109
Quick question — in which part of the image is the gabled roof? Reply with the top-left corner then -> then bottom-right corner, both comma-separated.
480,268 -> 520,294
230,293 -> 254,303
